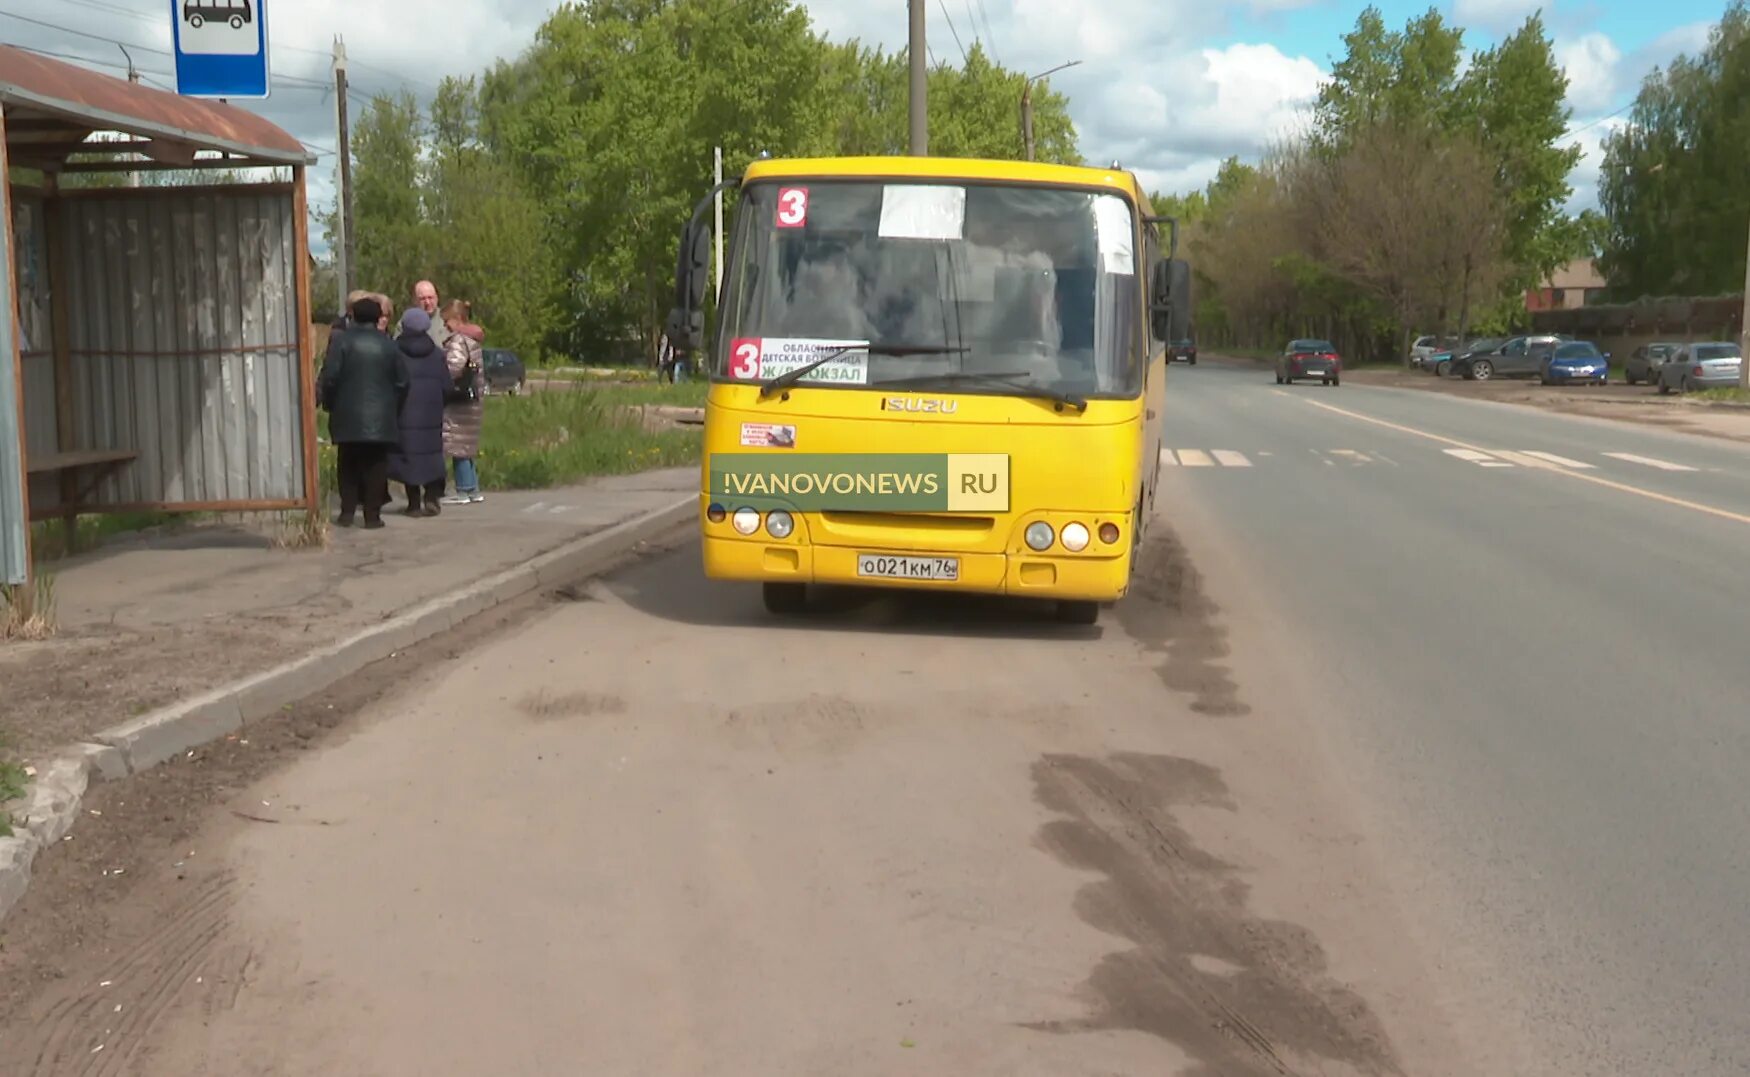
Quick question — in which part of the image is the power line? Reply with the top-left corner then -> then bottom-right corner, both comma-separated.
0,7 -> 172,57
935,0 -> 967,65
972,0 -> 1000,63
1,6 -> 436,96
1567,100 -> 1635,138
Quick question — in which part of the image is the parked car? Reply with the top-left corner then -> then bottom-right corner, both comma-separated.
482,349 -> 526,395
1452,334 -> 1567,381
1275,338 -> 1342,386
1437,337 -> 1503,378
1623,342 -> 1680,386
1168,337 -> 1198,364
1410,334 -> 1460,368
1537,340 -> 1610,386
1657,342 -> 1743,394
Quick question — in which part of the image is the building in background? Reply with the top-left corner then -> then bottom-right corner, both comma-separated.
1526,258 -> 1607,311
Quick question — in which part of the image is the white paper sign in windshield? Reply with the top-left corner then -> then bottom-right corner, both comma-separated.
878,185 -> 967,240
728,338 -> 870,385
1093,194 -> 1135,276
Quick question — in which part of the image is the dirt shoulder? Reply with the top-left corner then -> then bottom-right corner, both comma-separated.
1205,354 -> 1750,445
0,529 -> 691,1052
0,470 -> 694,761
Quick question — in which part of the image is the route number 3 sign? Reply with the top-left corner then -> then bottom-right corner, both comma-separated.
776,188 -> 809,228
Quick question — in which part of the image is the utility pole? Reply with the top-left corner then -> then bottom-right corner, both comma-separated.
1021,61 -> 1081,162
333,35 -> 354,313
908,0 -> 927,155
713,145 -> 724,300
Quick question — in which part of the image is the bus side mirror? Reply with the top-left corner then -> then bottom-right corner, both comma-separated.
669,219 -> 712,351
1149,258 -> 1192,342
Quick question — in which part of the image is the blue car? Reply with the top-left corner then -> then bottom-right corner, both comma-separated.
1539,340 -> 1610,386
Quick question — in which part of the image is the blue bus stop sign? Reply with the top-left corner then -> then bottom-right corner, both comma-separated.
171,0 -> 270,98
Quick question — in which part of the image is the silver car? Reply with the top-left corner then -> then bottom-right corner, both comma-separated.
1657,342 -> 1744,394
1624,342 -> 1680,386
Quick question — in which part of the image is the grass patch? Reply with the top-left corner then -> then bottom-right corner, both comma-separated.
478,388 -> 702,490
0,730 -> 26,838
1693,386 -> 1750,404
568,380 -> 710,409
1,572 -> 56,641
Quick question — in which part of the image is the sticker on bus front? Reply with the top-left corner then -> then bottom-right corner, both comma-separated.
728,338 -> 869,385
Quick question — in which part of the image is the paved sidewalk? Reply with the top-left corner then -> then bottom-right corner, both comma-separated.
0,467 -> 697,759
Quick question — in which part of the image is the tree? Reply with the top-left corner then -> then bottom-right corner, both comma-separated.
1456,13 -> 1583,288
328,91 -> 433,306
1302,119 -> 1505,360
1599,1 -> 1750,298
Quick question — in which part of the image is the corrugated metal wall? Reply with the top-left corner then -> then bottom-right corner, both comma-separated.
41,188 -> 307,508
13,191 -> 60,518
1,186 -> 27,584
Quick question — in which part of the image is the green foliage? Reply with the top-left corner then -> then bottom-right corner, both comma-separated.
478,387 -> 702,489
1599,0 -> 1750,298
1192,5 -> 1581,358
341,0 -> 1081,367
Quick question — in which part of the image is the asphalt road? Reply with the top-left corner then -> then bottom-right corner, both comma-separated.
1157,357 -> 1750,1076
5,358 -> 1748,1076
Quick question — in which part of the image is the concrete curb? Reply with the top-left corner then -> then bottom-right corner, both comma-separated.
0,492 -> 695,928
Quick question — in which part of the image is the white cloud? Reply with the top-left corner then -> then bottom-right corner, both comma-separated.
14,0 -> 1332,216
1557,32 -> 1623,114
1452,0 -> 1543,35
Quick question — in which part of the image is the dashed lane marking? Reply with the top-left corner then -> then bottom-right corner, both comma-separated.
1603,453 -> 1698,472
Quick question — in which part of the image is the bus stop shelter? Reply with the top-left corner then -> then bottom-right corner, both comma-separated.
1,44 -> 318,587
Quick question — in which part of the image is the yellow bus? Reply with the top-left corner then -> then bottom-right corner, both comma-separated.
666,155 -> 1191,624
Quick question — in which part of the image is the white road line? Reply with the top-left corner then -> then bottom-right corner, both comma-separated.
1603,452 -> 1698,472
1445,449 -> 1514,468
548,504 -> 574,514
1329,450 -> 1372,464
1176,449 -> 1215,467
1211,450 -> 1252,467
524,501 -> 549,513
1520,451 -> 1595,470
1160,449 -> 1179,466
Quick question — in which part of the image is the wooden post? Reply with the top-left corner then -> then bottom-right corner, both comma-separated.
0,106 -> 37,587
293,167 -> 319,518
43,174 -> 79,552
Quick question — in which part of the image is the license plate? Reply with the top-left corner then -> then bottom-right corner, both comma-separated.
856,553 -> 959,581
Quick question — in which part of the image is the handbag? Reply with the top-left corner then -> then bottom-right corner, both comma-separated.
444,350 -> 480,404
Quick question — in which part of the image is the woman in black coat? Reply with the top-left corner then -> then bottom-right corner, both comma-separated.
317,296 -> 408,529
389,308 -> 452,516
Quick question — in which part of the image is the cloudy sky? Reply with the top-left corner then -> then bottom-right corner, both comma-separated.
1,0 -> 1727,245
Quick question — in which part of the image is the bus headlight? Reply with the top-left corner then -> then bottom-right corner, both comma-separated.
1024,521 -> 1055,551
732,508 -> 761,535
1061,522 -> 1090,552
766,510 -> 794,539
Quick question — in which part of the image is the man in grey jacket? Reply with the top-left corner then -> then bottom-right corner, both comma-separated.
413,280 -> 451,349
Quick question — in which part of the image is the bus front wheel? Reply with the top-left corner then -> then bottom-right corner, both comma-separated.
1055,599 -> 1098,625
763,582 -> 807,615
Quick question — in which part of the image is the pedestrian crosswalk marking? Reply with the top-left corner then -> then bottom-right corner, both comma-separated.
1175,449 -> 1215,467
1519,451 -> 1594,470
1603,453 -> 1697,472
1445,449 -> 1514,468
1211,450 -> 1252,467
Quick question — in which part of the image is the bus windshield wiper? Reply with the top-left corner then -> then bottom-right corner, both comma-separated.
876,370 -> 1088,412
758,343 -> 970,399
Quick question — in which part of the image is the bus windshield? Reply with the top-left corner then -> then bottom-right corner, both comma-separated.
716,180 -> 1144,398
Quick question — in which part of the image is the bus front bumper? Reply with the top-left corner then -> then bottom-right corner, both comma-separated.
701,533 -> 1132,603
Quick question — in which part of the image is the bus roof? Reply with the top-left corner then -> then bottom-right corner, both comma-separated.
740,155 -> 1147,202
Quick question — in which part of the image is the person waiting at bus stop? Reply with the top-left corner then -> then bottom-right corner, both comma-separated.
318,295 -> 409,529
